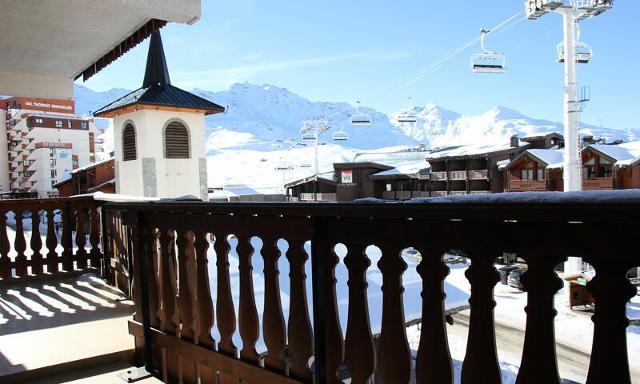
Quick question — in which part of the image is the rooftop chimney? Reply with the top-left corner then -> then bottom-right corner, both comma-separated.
510,135 -> 519,148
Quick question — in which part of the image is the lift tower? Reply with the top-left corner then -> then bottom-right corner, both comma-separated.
525,0 -> 613,192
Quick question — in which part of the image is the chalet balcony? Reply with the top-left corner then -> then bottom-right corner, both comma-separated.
1,194 -> 639,383
449,190 -> 468,196
449,170 -> 468,180
299,193 -> 337,202
469,169 -> 489,180
582,177 -> 614,190
506,179 -> 548,192
431,190 -> 448,197
430,171 -> 448,181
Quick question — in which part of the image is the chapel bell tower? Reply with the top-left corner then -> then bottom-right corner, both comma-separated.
94,31 -> 224,200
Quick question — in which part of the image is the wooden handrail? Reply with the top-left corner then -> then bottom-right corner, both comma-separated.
104,192 -> 640,384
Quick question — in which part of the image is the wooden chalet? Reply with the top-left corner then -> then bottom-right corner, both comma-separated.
369,161 -> 431,200
334,162 -> 393,201
504,141 -> 640,192
503,149 -> 564,192
54,157 -> 116,196
285,172 -> 337,201
426,137 -> 520,196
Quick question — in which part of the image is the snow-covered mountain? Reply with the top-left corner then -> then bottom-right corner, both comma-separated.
390,104 -> 639,148
74,82 -> 640,189
76,83 -> 638,153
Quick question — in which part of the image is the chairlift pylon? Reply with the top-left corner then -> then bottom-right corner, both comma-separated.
470,29 -> 506,74
350,101 -> 372,126
397,97 -> 418,124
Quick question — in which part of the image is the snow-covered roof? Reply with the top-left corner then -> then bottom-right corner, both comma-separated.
371,160 -> 430,178
526,149 -> 565,168
284,172 -> 336,188
223,185 -> 261,196
496,159 -> 510,170
521,131 -> 563,140
587,141 -> 640,167
427,143 -> 515,159
71,157 -> 114,174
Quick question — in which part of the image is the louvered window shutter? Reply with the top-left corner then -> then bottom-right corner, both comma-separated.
164,122 -> 190,159
122,124 -> 137,161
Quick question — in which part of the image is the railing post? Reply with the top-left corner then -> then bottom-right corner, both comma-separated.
130,211 -> 155,376
311,217 -> 328,384
100,205 -> 111,281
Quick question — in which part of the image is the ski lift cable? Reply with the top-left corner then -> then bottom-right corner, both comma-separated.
400,11 -> 524,88
293,10 -> 525,135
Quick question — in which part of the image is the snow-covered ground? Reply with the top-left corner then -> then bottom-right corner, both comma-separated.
408,262 -> 640,384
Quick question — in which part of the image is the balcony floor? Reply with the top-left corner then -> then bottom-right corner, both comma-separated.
0,273 -> 136,381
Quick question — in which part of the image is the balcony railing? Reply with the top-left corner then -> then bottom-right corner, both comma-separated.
507,179 -> 548,192
104,192 -> 639,384
0,196 -> 102,281
469,169 -> 489,180
299,193 -> 337,201
449,170 -> 467,180
582,177 -> 614,190
2,194 -> 638,383
430,171 -> 448,181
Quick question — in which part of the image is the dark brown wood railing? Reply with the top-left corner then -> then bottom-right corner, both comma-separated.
0,196 -> 103,282
106,194 -> 639,384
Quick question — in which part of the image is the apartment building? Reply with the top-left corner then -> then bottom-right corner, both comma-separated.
0,97 -> 96,197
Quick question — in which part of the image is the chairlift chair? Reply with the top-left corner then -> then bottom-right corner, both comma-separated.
470,29 -> 506,74
397,97 -> 418,124
332,123 -> 349,141
350,101 -> 372,126
301,132 -> 315,143
557,41 -> 593,63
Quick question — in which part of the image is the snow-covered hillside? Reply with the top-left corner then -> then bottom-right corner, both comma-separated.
74,83 -> 640,189
390,104 -> 639,148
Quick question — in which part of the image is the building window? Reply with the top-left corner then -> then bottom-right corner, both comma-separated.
536,169 -> 545,180
521,169 -> 533,180
164,121 -> 190,159
81,121 -> 88,129
67,120 -> 72,128
55,120 -> 62,128
122,123 -> 137,161
35,118 -> 43,124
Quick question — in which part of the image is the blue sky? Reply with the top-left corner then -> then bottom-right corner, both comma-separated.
80,1 -> 640,129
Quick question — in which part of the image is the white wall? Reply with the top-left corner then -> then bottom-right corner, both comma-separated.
0,110 -> 9,191
114,109 -> 208,200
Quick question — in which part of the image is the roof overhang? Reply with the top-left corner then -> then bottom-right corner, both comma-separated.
0,0 -> 201,99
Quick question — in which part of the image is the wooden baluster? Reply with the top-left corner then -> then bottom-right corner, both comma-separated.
14,210 -> 28,277
237,235 -> 260,363
461,254 -> 501,384
89,206 -> 101,269
0,210 -> 11,279
214,233 -> 237,356
214,233 -> 237,384
147,229 -> 160,328
312,231 -> 344,384
30,210 -> 43,276
75,207 -> 88,270
586,260 -> 637,383
344,243 -> 375,384
415,249 -> 453,384
262,237 -> 287,373
515,255 -> 563,384
158,229 -> 179,381
45,208 -> 58,274
193,231 -> 216,384
377,243 -> 411,384
176,230 -> 197,383
286,239 -> 313,381
61,202 -> 73,271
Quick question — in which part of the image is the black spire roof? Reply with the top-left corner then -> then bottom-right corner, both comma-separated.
94,31 -> 224,117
